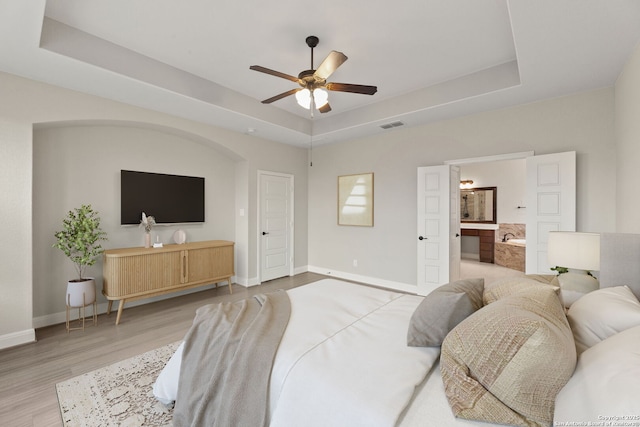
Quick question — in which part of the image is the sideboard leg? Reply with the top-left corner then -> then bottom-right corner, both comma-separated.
106,300 -> 113,315
115,300 -> 125,325
227,277 -> 233,294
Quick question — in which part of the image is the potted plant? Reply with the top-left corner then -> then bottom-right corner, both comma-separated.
53,204 -> 108,308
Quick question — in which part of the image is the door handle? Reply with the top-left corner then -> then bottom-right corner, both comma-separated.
418,236 -> 426,240
455,233 -> 460,237
262,231 -> 269,235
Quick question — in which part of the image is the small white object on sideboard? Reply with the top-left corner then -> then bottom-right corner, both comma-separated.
173,229 -> 187,244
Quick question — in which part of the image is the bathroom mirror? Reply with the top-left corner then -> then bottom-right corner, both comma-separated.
460,187 -> 497,224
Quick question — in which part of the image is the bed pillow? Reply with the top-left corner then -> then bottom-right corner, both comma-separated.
441,286 -> 575,426
554,324 -> 640,424
567,285 -> 640,355
483,276 -> 560,305
407,278 -> 484,347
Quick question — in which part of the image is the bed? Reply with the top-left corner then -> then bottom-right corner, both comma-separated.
154,232 -> 640,427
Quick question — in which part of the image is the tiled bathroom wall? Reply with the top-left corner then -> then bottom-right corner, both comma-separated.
497,223 -> 526,241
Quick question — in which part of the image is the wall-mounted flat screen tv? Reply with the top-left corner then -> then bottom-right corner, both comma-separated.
121,170 -> 205,225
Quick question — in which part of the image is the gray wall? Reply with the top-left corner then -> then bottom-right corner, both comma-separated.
616,41 -> 640,232
33,124 -> 236,319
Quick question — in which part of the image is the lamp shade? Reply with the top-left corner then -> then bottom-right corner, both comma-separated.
547,231 -> 600,271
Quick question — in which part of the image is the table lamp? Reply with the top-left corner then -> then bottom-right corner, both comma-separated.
547,231 -> 600,307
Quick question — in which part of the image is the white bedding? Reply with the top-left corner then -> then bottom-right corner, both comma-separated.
269,279 -> 439,427
156,279 -> 448,426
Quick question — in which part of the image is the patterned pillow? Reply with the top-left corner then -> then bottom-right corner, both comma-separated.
483,276 -> 560,305
407,278 -> 484,347
441,286 -> 576,426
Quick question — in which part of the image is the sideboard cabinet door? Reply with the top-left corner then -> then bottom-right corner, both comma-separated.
104,251 -> 183,298
186,245 -> 234,284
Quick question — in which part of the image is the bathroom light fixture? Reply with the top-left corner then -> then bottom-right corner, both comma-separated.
460,180 -> 474,189
547,231 -> 600,306
296,88 -> 329,110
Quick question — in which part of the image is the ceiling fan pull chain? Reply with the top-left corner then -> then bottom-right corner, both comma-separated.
309,132 -> 313,167
309,92 -> 314,166
310,91 -> 315,117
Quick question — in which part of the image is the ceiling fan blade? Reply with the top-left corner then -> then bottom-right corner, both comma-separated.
261,88 -> 300,104
326,82 -> 378,95
318,103 -> 332,114
314,51 -> 348,80
249,65 -> 299,83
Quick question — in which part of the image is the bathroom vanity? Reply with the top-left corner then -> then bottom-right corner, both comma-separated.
461,227 -> 496,263
460,186 -> 498,263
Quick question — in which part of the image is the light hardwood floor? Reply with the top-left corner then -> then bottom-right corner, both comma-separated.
0,272 -> 327,427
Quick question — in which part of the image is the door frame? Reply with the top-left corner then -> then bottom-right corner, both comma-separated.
444,151 -> 535,166
257,170 -> 295,284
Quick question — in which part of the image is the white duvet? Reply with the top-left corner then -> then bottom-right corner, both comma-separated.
269,279 -> 440,427
155,278 -> 440,426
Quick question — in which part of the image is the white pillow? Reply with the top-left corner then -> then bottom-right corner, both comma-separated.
153,341 -> 184,405
554,324 -> 640,423
567,285 -> 640,354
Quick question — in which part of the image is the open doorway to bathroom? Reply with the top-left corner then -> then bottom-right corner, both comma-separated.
443,151 -> 575,278
456,154 -> 527,274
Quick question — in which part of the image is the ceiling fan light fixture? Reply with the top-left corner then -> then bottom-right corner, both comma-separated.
296,88 -> 311,109
296,88 -> 329,110
313,88 -> 328,109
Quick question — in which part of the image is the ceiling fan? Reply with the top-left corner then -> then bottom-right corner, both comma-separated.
250,35 -> 378,114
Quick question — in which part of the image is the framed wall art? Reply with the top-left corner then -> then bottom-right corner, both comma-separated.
338,172 -> 374,226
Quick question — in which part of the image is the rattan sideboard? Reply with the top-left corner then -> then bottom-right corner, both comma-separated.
102,240 -> 234,325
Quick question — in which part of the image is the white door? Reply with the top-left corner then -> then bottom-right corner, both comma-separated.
525,151 -> 576,274
259,172 -> 294,282
417,165 -> 460,296
448,165 -> 461,281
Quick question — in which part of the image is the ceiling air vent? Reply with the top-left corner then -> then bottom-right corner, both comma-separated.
380,121 -> 404,130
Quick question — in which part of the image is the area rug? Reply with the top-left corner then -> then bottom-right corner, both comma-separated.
56,341 -> 180,427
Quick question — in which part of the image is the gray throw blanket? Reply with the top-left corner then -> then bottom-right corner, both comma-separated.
173,290 -> 291,427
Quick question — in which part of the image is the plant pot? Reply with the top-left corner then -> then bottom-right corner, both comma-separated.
66,278 -> 96,307
144,233 -> 151,248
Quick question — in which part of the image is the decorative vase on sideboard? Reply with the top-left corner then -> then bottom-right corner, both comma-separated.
66,278 -> 97,332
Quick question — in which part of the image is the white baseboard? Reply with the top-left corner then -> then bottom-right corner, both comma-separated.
241,265 -> 310,287
307,265 -> 418,294
0,328 -> 36,350
293,265 -> 308,276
